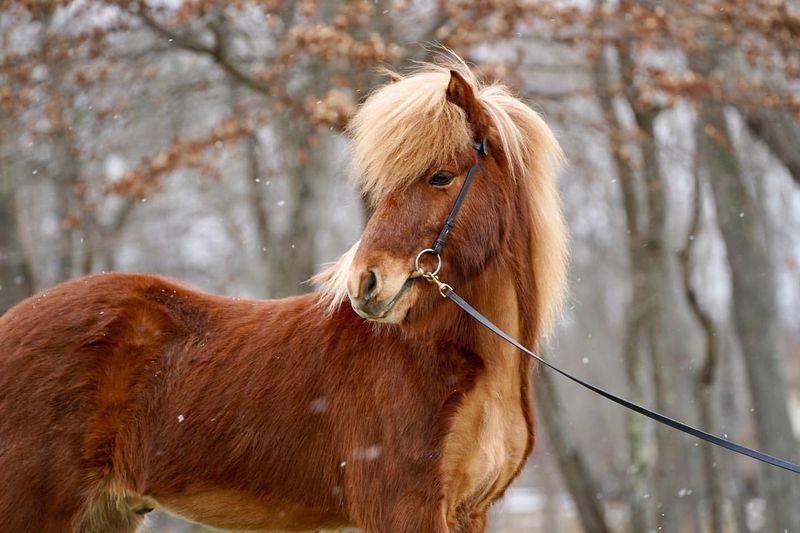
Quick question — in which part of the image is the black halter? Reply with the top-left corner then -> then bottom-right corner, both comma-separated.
414,139 -> 487,281
431,139 -> 488,255
414,139 -> 800,475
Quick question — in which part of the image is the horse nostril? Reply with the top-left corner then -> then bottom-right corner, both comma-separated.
362,269 -> 379,303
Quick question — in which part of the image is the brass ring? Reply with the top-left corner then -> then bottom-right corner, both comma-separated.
414,248 -> 441,276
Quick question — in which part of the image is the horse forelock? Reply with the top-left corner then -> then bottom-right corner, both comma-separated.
348,66 -> 472,202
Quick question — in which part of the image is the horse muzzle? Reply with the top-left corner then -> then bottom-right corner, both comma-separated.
347,266 -> 414,323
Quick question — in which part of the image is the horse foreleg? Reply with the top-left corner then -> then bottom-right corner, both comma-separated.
357,496 -> 450,533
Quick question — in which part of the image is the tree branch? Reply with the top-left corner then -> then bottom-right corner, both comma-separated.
136,11 -> 271,95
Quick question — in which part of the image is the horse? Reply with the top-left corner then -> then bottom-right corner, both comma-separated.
0,55 -> 568,532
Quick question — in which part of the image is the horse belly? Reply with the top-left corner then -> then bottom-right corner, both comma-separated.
152,488 -> 352,532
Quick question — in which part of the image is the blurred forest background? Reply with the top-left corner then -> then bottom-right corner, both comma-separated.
1,0 -> 799,532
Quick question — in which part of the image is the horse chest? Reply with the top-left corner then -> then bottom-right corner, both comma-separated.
440,357 -> 529,517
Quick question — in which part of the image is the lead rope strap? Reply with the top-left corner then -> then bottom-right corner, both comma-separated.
415,137 -> 800,475
440,286 -> 800,475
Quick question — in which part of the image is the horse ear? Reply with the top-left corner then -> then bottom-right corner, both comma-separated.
446,70 -> 489,142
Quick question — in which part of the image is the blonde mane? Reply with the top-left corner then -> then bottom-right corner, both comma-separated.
315,55 -> 569,336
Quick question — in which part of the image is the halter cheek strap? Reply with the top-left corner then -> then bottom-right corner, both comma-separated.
415,139 -> 487,284
430,139 -> 488,255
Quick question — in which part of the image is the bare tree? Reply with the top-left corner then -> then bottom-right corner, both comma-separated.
677,174 -> 729,533
685,20 -> 800,526
696,100 -> 800,532
591,44 -> 657,532
0,130 -> 33,313
2,2 -> 799,531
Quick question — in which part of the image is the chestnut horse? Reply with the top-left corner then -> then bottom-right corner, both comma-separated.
0,57 -> 567,532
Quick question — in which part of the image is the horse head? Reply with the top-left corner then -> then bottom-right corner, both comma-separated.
319,55 -> 568,341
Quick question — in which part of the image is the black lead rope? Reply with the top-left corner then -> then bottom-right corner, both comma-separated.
417,139 -> 800,475
445,289 -> 800,475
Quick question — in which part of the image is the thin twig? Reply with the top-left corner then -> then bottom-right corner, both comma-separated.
136,11 -> 271,95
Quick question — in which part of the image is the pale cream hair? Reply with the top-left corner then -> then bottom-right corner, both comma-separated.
315,54 -> 569,336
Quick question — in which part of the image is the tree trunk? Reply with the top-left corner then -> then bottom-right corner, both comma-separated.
534,369 -> 611,533
0,137 -> 34,313
634,111 -> 689,533
591,45 -> 657,533
615,32 -> 700,532
52,162 -> 78,282
744,111 -> 800,187
244,131 -> 273,297
269,118 -> 328,298
697,100 -> 800,532
594,36 -> 698,533
39,12 -> 80,284
678,175 -> 729,533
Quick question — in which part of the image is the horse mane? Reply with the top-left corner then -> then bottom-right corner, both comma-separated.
312,240 -> 359,314
316,53 -> 569,336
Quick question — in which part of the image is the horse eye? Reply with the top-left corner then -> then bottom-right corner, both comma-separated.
428,171 -> 455,187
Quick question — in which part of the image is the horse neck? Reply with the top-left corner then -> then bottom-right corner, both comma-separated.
458,255 -> 531,369
454,184 -> 541,362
